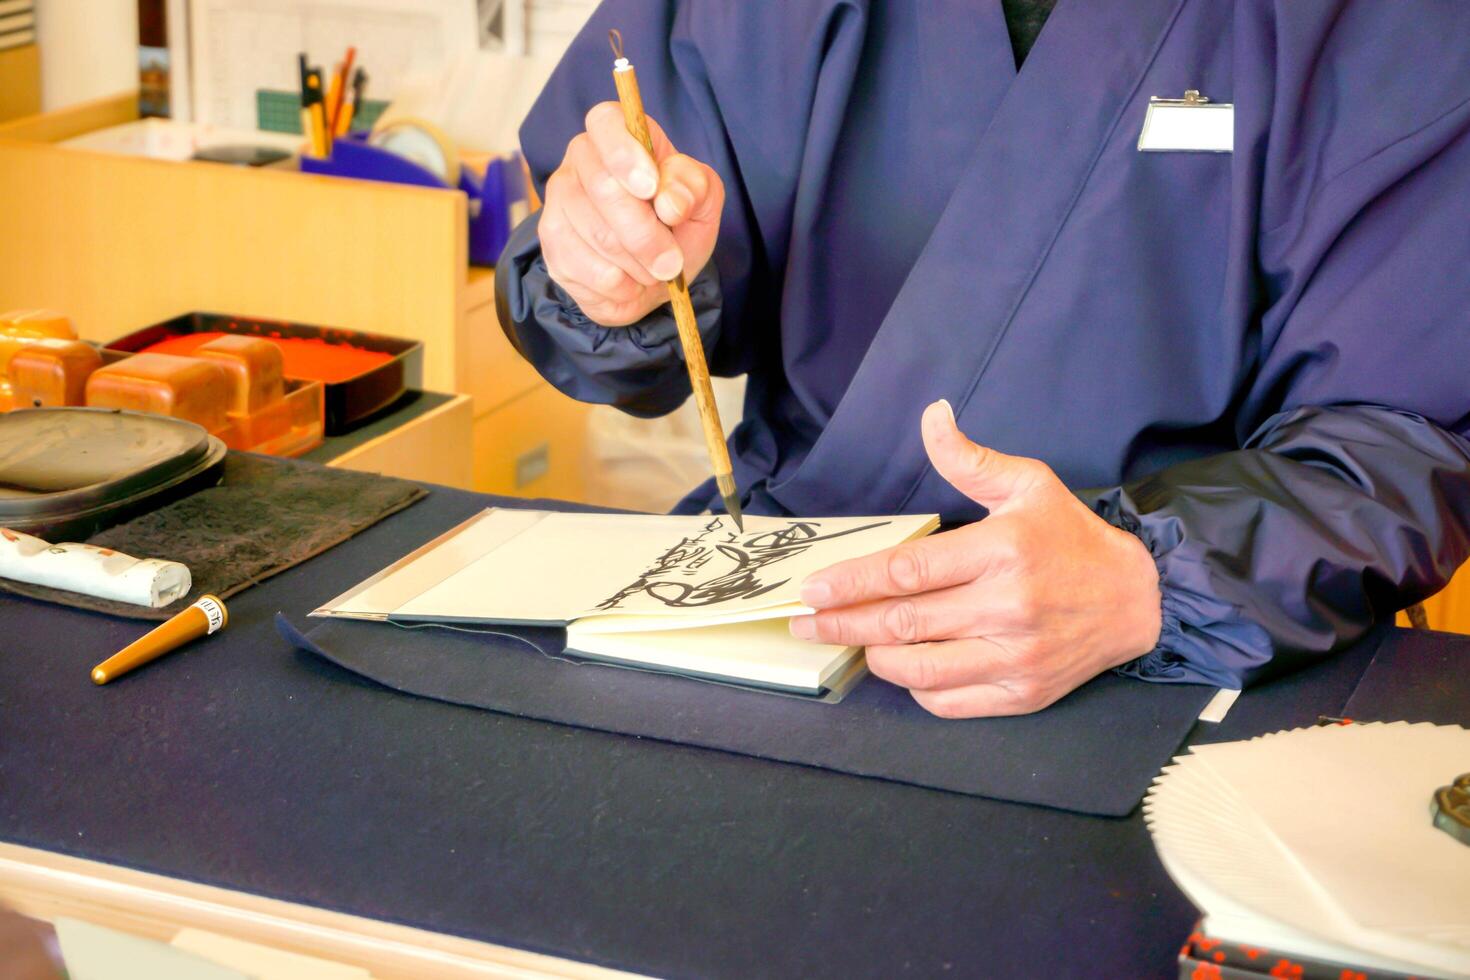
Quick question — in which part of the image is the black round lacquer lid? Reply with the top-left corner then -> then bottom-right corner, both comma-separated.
0,408 -> 226,538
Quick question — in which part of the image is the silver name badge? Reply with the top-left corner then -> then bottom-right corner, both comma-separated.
1138,90 -> 1233,153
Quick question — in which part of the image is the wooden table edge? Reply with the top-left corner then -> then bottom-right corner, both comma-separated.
0,841 -> 644,979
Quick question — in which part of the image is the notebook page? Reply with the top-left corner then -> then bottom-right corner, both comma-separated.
567,617 -> 857,693
327,509 -> 938,627
392,511 -> 706,623
571,602 -> 810,635
579,513 -> 940,623
315,508 -> 550,619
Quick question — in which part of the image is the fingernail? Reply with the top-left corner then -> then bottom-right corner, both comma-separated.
659,186 -> 693,218
629,169 -> 658,198
789,615 -> 816,640
652,249 -> 683,280
935,398 -> 955,423
800,579 -> 833,607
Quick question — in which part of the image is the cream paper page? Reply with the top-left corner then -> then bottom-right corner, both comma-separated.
318,508 -> 551,619
332,509 -> 938,626
573,512 -> 939,627
391,511 -> 707,623
566,617 -> 855,692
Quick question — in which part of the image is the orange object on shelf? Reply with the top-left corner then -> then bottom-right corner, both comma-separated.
216,379 -> 324,456
85,353 -> 232,434
6,338 -> 103,409
82,346 -> 324,457
1,309 -> 78,387
1,311 -> 94,412
0,309 -> 75,340
0,311 -> 324,455
138,330 -> 393,384
193,335 -> 286,415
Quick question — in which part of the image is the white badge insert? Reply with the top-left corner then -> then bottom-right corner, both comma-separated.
1138,90 -> 1233,153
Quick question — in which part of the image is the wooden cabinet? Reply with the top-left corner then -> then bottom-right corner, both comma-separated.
471,382 -> 588,501
0,92 -> 589,500
459,268 -> 588,500
1400,564 -> 1470,634
0,44 -> 40,123
320,393 -> 475,491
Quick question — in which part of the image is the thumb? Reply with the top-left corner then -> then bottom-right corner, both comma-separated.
922,400 -> 1044,510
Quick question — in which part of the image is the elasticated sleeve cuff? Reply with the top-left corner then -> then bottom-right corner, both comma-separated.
1088,497 -> 1272,691
496,209 -> 724,418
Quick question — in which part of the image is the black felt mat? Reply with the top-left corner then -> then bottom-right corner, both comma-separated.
0,453 -> 426,620
269,486 -> 1395,815
1341,627 -> 1470,725
281,610 -> 1219,816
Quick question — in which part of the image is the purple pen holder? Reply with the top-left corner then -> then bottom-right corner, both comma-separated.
300,136 -> 525,266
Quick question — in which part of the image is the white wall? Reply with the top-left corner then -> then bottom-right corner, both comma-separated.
31,1 -> 596,113
524,0 -> 597,58
36,0 -> 138,110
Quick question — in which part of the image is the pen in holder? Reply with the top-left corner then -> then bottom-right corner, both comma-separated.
299,134 -> 526,266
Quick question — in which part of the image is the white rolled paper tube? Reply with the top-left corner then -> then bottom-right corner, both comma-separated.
0,528 -> 192,608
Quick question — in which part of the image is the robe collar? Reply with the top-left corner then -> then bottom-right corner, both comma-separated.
766,0 -> 1188,517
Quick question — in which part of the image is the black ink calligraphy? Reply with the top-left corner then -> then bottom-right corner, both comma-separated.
596,518 -> 892,610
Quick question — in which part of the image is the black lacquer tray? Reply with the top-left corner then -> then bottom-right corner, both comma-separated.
106,313 -> 424,434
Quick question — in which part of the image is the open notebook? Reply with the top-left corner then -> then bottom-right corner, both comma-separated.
314,509 -> 939,695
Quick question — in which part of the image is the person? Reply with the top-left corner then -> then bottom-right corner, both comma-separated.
0,906 -> 63,980
496,0 -> 1470,717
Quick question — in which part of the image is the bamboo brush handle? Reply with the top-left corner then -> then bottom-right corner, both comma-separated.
664,272 -> 737,491
612,56 -> 736,489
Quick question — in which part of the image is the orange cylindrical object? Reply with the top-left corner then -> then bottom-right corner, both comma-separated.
85,352 -> 232,433
0,309 -> 75,341
8,338 -> 103,407
91,595 -> 227,685
194,334 -> 286,415
0,310 -> 78,384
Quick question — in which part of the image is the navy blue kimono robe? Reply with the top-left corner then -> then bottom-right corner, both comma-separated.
498,0 -> 1470,689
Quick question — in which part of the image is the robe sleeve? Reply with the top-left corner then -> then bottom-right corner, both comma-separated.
497,214 -> 725,418
1085,89 -> 1470,690
495,0 -> 864,417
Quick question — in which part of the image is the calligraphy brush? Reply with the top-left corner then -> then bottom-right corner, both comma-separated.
608,28 -> 744,531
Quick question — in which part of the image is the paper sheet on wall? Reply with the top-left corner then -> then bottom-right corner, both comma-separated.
189,0 -> 479,130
